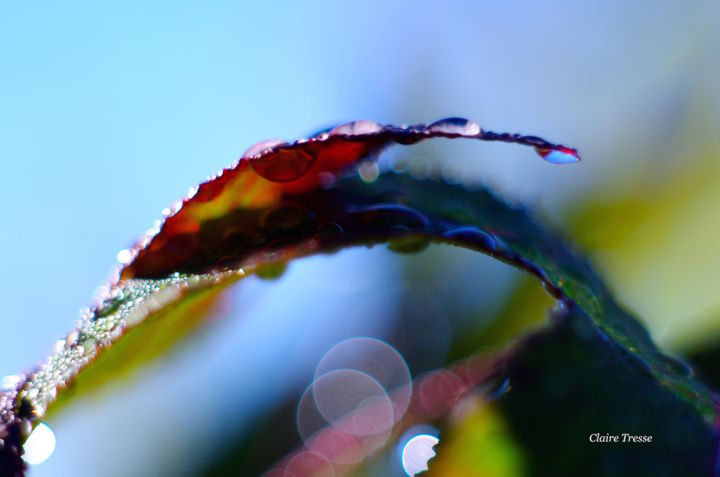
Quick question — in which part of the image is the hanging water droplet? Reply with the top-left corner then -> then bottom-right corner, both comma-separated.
351,204 -> 430,229
254,262 -> 288,280
535,146 -> 580,164
330,120 -> 383,136
427,117 -> 482,136
442,227 -> 498,252
316,222 -> 344,239
650,351 -> 694,378
387,234 -> 431,254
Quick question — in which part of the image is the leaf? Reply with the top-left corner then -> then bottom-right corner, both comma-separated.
2,118 -> 579,422
489,303 -> 716,477
121,117 -> 579,279
0,118 -> 714,476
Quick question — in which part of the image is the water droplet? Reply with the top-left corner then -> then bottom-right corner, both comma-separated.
186,185 -> 199,199
316,222 -> 344,239
442,227 -> 498,252
651,351 -> 694,378
83,338 -> 98,355
351,204 -> 430,229
242,139 -> 288,159
387,235 -> 431,254
251,148 -> 317,183
116,248 -> 132,265
22,422 -> 56,465
535,146 -> 580,164
1,375 -> 21,391
488,377 -> 511,400
254,262 -> 288,280
427,117 -> 482,136
329,120 -> 383,136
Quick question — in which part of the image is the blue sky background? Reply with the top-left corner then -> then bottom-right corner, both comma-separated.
1,1 -> 719,476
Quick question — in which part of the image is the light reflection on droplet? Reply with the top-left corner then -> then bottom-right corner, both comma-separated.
186,185 -> 199,199
535,146 -> 580,164
242,139 -> 288,159
489,377 -> 512,400
116,249 -> 132,265
543,150 -> 579,164
22,422 -> 56,465
329,120 -> 383,137
401,434 -> 439,476
427,117 -> 482,136
1,375 -> 21,390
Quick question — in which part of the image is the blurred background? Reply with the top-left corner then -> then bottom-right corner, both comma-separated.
1,1 -> 719,476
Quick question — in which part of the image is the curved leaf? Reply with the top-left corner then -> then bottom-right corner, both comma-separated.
121,117 -> 578,279
2,118 -> 580,423
0,118 -> 715,476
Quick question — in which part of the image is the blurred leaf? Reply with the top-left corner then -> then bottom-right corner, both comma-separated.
568,149 -> 720,351
447,275 -> 554,364
426,400 -> 525,477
